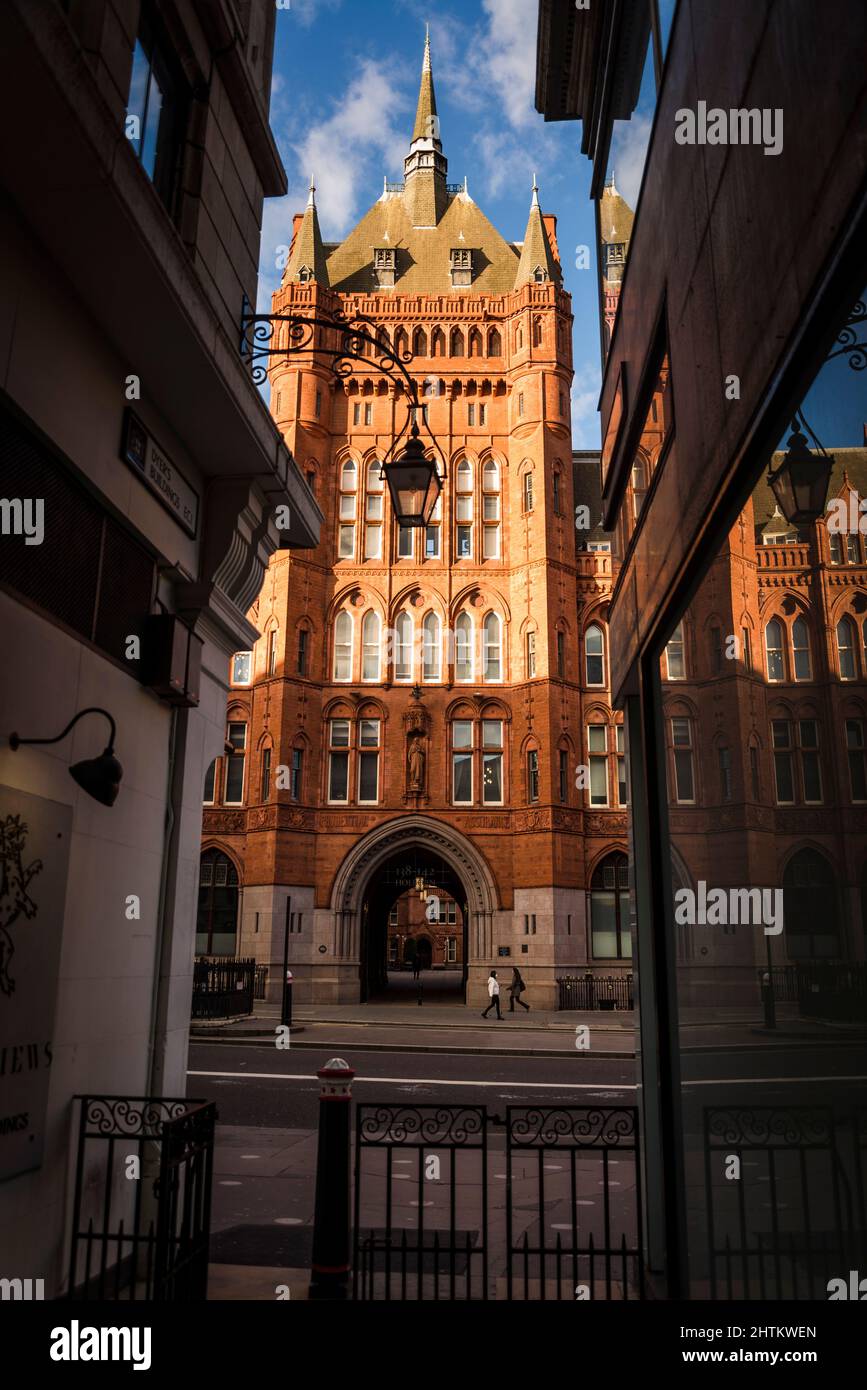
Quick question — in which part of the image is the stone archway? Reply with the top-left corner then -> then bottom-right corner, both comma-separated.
327,815 -> 499,1002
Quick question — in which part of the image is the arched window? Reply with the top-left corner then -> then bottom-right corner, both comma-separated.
423,612 -> 441,681
362,611 -> 381,681
196,850 -> 239,956
394,611 -> 413,681
589,852 -> 631,960
585,624 -> 605,686
333,610 -> 352,681
203,757 -> 217,805
522,470 -> 534,513
483,612 -> 501,681
412,327 -> 428,357
526,629 -> 536,678
364,461 -> 383,559
532,315 -> 542,347
482,460 -> 500,558
664,622 -> 685,679
783,849 -> 839,959
765,619 -> 785,681
339,460 -> 357,558
431,327 -> 445,356
670,716 -> 695,803
455,612 -> 473,681
468,328 -> 482,357
456,460 -> 473,558
792,616 -> 811,680
488,327 -> 502,356
394,327 -> 408,357
450,327 -> 464,357
631,458 -> 647,521
837,617 -> 857,679
450,713 -> 505,806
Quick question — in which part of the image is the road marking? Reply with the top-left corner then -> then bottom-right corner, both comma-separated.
187,1069 -> 637,1091
682,1074 -> 867,1086
188,1068 -> 867,1090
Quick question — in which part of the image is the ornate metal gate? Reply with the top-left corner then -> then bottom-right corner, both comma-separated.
68,1095 -> 216,1300
704,1104 -> 866,1299
353,1102 -> 644,1300
506,1105 -> 644,1299
353,1104 -> 488,1299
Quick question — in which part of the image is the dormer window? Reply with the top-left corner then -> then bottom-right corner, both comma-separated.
532,265 -> 547,284
297,265 -> 313,282
450,248 -> 474,287
373,247 -> 396,288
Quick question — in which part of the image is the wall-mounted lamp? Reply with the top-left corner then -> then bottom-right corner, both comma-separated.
767,412 -> 834,525
9,707 -> 122,807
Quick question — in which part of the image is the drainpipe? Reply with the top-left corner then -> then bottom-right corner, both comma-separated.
146,705 -> 179,1099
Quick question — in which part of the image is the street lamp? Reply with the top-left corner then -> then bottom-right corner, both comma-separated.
381,422 -> 442,527
767,414 -> 834,526
240,300 -> 448,522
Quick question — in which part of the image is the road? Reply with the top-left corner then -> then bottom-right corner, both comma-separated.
189,1041 -> 867,1298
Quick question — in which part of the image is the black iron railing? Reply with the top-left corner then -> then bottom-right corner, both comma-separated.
68,1095 -> 216,1301
352,1103 -> 643,1300
192,956 -> 255,1018
253,963 -> 268,1000
758,962 -> 867,1021
353,1105 -> 488,1301
557,973 -> 634,1011
506,1106 -> 644,1300
704,1105 -> 866,1299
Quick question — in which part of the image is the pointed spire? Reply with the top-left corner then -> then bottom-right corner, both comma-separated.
285,176 -> 329,285
514,178 -> 560,288
404,26 -> 448,226
411,25 -> 440,145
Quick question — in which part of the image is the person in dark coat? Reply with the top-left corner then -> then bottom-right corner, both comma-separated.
508,967 -> 530,1012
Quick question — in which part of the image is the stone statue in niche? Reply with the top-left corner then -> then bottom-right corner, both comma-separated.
407,736 -> 426,792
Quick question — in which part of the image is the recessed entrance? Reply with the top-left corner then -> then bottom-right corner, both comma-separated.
360,847 -> 468,1003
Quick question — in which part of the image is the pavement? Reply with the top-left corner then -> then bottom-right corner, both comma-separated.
190,997 -> 866,1058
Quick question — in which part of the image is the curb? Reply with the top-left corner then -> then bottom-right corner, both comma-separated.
189,1035 -> 637,1060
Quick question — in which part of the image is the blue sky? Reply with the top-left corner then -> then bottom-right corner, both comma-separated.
259,0 -> 601,447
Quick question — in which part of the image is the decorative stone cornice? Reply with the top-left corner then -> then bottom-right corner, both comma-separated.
175,478 -> 283,652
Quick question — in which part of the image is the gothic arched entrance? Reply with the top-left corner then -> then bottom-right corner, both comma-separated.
360,846 -> 468,1001
328,815 -> 499,1005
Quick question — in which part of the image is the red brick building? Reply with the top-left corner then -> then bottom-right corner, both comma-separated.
199,36 -> 627,1007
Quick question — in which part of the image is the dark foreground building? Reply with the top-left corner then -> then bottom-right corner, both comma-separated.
537,0 -> 867,1298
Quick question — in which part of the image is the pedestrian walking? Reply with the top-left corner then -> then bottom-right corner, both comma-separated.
412,956 -> 421,980
508,966 -> 530,1012
481,969 -> 502,1020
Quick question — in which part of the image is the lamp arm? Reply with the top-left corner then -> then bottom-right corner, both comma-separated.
9,707 -> 117,752
794,407 -> 833,461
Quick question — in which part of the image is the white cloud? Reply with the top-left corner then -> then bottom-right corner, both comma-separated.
286,0 -> 343,30
296,58 -> 408,234
258,56 -> 410,308
609,114 -> 652,211
480,0 -> 539,131
571,361 -> 602,450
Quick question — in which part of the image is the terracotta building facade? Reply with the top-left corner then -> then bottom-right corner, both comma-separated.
200,37 -> 627,1008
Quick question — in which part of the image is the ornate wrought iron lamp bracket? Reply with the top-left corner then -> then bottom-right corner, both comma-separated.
239,296 -> 447,478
